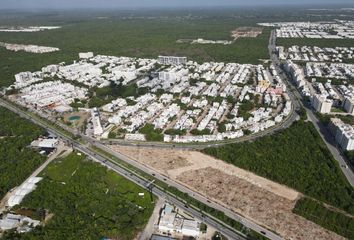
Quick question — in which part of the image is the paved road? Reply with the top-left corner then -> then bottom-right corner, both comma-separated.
269,30 -> 354,187
0,98 -> 284,240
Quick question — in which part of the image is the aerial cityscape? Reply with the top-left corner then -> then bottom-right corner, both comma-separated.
0,1 -> 353,240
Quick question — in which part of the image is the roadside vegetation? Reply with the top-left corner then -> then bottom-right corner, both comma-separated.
0,106 -> 46,199
316,112 -> 354,126
167,186 -> 269,240
2,152 -> 155,240
293,197 -> 354,239
345,151 -> 354,167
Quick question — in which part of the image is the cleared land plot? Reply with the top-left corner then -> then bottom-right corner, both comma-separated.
109,145 -> 298,201
231,27 -> 263,40
203,121 -> 354,215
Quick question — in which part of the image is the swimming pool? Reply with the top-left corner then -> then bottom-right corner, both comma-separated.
69,116 -> 81,121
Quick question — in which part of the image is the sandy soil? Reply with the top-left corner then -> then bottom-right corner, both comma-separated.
108,145 -> 344,240
231,27 -> 263,40
112,146 -> 192,174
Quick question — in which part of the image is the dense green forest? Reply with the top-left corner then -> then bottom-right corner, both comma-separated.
202,121 -> 354,215
0,107 -> 46,199
2,152 -> 155,240
293,197 -> 354,239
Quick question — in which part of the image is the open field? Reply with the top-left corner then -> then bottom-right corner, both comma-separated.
1,152 -> 155,240
108,145 -> 344,239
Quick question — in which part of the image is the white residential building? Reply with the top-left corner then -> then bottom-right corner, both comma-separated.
79,52 -> 94,59
330,118 -> 354,151
158,56 -> 187,65
343,98 -> 354,115
91,108 -> 104,137
312,94 -> 333,113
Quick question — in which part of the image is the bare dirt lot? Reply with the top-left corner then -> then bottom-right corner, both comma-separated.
112,146 -> 192,174
109,145 -> 344,240
231,27 -> 263,40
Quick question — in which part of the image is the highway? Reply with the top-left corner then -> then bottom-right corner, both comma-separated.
268,30 -> 354,187
0,98 -> 284,240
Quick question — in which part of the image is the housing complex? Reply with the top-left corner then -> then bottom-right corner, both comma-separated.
7,53 -> 291,143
